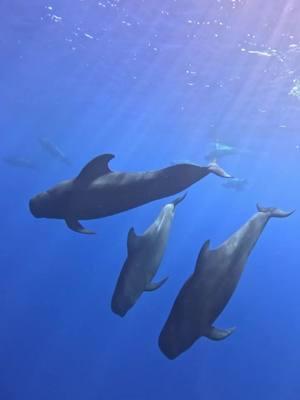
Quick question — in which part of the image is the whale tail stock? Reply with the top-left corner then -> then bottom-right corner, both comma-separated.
208,161 -> 232,179
256,204 -> 295,218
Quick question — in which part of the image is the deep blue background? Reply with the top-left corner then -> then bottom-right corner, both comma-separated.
1,1 -> 300,399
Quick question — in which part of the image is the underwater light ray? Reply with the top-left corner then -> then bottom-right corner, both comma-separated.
209,0 -> 297,164
189,1 -> 300,204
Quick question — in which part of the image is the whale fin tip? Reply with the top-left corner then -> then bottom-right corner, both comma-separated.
206,326 -> 236,341
65,218 -> 96,234
145,277 -> 168,292
171,192 -> 187,207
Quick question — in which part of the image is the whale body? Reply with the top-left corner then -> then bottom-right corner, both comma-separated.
159,205 -> 294,359
29,154 -> 231,234
111,194 -> 186,317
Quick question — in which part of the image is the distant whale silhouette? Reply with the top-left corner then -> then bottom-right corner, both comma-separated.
3,156 -> 37,170
29,153 -> 231,234
111,194 -> 186,317
205,141 -> 252,162
205,141 -> 238,161
222,177 -> 248,192
159,205 -> 294,360
38,137 -> 71,166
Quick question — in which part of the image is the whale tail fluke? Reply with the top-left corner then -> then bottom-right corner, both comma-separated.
208,161 -> 232,178
256,204 -> 295,218
171,192 -> 187,207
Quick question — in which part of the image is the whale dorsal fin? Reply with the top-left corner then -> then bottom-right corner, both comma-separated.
194,240 -> 210,273
127,227 -> 142,253
76,154 -> 115,185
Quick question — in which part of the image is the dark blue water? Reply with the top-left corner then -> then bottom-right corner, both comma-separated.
1,1 -> 300,399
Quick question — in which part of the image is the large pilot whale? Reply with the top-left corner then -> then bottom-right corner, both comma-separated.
29,153 -> 231,234
159,205 -> 294,360
111,194 -> 186,317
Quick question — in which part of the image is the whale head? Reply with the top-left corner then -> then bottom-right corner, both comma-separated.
29,180 -> 72,219
111,258 -> 138,318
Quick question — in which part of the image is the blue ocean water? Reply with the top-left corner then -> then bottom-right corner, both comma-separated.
1,0 -> 300,399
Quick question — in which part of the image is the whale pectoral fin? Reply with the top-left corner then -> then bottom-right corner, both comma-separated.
76,153 -> 115,186
145,277 -> 168,292
65,218 -> 96,234
206,326 -> 236,341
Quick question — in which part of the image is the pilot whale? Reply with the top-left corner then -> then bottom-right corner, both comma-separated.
39,137 -> 71,166
111,194 -> 186,317
29,153 -> 231,234
3,156 -> 37,170
159,205 -> 294,360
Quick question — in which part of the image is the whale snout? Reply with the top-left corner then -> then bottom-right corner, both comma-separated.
158,329 -> 180,360
111,285 -> 137,317
111,295 -> 130,317
29,192 -> 48,218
